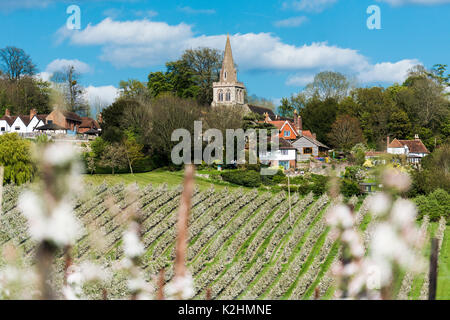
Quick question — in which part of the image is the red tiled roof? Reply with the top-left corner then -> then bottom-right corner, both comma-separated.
388,139 -> 404,148
80,117 -> 99,128
301,130 -> 313,138
398,140 -> 430,154
389,138 -> 429,154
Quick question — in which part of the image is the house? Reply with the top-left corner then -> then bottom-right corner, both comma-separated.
387,135 -> 429,164
0,109 -> 46,134
79,117 -> 100,134
293,135 -> 330,161
46,109 -> 83,133
259,137 -> 297,170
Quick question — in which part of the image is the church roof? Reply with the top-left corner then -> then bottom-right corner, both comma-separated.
220,34 -> 237,83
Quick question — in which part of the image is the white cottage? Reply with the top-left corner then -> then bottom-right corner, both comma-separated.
0,109 -> 46,134
259,138 -> 297,170
387,135 -> 429,164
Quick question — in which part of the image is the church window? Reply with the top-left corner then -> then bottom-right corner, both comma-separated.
219,91 -> 224,101
224,71 -> 227,80
226,91 -> 231,101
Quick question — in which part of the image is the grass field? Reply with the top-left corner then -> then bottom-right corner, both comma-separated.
83,170 -> 244,191
437,225 -> 450,300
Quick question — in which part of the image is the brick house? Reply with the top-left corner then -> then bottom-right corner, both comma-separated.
45,109 -> 83,133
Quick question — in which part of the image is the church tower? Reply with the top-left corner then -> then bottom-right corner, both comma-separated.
212,34 -> 246,107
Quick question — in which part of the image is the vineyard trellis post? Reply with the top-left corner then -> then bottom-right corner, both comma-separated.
428,237 -> 439,300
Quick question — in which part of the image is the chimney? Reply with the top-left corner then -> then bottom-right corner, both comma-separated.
414,134 -> 419,140
312,133 -> 317,140
264,112 -> 269,123
387,136 -> 390,151
29,108 -> 37,119
4,109 -> 10,117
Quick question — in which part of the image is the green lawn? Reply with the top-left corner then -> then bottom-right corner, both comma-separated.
437,225 -> 450,300
83,170 -> 246,191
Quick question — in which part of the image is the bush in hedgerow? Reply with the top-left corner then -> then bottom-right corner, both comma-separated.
221,170 -> 261,187
0,133 -> 34,184
415,188 -> 450,222
340,179 -> 361,197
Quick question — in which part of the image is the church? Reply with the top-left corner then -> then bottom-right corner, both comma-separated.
212,35 -> 329,169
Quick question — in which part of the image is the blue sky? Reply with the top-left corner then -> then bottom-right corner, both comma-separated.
1,0 -> 449,107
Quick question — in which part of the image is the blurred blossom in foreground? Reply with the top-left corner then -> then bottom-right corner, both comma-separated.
381,168 -> 411,193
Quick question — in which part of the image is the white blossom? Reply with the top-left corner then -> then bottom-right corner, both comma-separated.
326,204 -> 354,228
165,274 -> 195,300
368,192 -> 391,217
43,143 -> 78,166
382,168 -> 411,192
19,192 -> 82,246
123,222 -> 144,259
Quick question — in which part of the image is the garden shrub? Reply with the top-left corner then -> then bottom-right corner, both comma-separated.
221,170 -> 262,188
340,179 -> 361,197
415,188 -> 449,222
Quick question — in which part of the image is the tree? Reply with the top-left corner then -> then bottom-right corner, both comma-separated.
148,94 -> 202,165
0,133 -> 34,184
147,47 -> 222,106
0,46 -> 37,81
247,94 -> 276,110
101,98 -> 142,143
99,143 -> 128,174
123,131 -> 144,174
278,98 -> 294,118
304,71 -> 350,101
181,47 -> 222,105
328,115 -> 365,151
300,97 -> 338,145
388,109 -> 412,139
409,142 -> 450,195
51,65 -> 89,116
119,79 -> 147,99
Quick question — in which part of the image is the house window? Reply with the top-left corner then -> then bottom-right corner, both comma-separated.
281,149 -> 288,155
284,130 -> 290,137
48,120 -> 53,124
0,127 -> 5,132
15,126 -> 20,131
303,147 -> 313,155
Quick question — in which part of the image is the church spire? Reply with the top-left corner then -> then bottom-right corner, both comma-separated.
220,34 -> 237,83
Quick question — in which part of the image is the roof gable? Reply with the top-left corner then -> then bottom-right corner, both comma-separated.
388,139 -> 404,148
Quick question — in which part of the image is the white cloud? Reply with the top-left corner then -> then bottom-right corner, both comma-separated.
357,59 -> 420,83
68,18 -> 192,46
35,72 -> 52,82
46,59 -> 91,74
376,0 -> 450,5
274,16 -> 309,28
284,0 -> 338,13
286,74 -> 315,86
84,85 -> 119,108
178,6 -> 216,15
58,18 -> 422,85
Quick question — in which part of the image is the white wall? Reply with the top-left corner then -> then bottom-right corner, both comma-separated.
0,120 -> 9,134
259,149 -> 296,161
10,118 -> 27,133
387,147 -> 405,155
